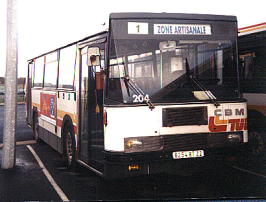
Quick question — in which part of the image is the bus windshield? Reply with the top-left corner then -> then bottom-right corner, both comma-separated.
108,20 -> 239,104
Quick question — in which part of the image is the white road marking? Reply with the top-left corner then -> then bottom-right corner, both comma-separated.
26,145 -> 69,201
232,165 -> 266,179
0,140 -> 36,148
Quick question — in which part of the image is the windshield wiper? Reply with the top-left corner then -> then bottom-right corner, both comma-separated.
123,75 -> 155,110
185,58 -> 220,107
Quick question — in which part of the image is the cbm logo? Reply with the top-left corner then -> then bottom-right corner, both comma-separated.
214,108 -> 245,116
50,97 -> 55,116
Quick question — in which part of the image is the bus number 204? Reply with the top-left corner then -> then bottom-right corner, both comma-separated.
133,94 -> 150,103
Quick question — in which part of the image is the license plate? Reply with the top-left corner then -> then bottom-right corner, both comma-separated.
172,150 -> 204,159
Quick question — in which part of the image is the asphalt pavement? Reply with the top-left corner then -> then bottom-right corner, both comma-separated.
0,146 -> 60,201
0,104 -> 266,201
0,104 -> 34,143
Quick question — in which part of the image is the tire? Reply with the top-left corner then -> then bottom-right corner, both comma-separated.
33,114 -> 40,142
249,131 -> 265,156
63,123 -> 76,169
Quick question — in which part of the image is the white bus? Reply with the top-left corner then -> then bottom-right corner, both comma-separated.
239,22 -> 266,156
26,13 -> 248,179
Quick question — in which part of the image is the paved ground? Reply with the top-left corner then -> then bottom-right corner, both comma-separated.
0,105 -> 266,201
0,146 -> 60,201
30,142 -> 266,200
0,104 -> 34,143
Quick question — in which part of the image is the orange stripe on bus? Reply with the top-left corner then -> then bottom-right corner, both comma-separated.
32,102 -> 40,109
57,110 -> 77,125
239,22 -> 266,31
32,102 -> 77,126
239,24 -> 266,33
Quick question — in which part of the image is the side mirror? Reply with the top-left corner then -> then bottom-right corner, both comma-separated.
87,47 -> 100,66
88,55 -> 100,66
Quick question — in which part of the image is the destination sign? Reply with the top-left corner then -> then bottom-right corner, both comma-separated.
154,24 -> 211,35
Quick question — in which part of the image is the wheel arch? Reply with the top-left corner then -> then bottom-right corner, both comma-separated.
248,109 -> 266,133
32,107 -> 38,120
61,115 -> 74,136
61,114 -> 77,152
32,107 -> 39,130
61,114 -> 77,168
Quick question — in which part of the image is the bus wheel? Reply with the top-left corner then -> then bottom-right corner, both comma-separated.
33,114 -> 40,142
63,124 -> 76,169
249,131 -> 265,156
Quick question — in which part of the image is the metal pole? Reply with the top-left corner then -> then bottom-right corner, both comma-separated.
1,0 -> 17,169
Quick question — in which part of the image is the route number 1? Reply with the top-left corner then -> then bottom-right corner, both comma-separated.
128,22 -> 149,34
136,25 -> 140,33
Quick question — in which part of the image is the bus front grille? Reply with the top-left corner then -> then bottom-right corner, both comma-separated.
162,107 -> 208,127
162,131 -> 243,151
163,133 -> 207,151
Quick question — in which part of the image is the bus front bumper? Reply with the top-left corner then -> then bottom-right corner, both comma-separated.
102,143 -> 248,179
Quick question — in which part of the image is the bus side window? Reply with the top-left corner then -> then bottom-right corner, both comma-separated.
243,56 -> 254,79
28,61 -> 33,86
44,52 -> 58,88
33,56 -> 44,87
100,49 -> 105,69
58,45 -> 76,89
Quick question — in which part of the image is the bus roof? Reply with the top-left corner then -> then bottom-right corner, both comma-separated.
28,12 -> 237,62
238,22 -> 266,36
110,12 -> 237,22
28,31 -> 108,62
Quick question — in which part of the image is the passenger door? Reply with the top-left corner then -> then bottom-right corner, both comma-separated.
79,43 -> 105,171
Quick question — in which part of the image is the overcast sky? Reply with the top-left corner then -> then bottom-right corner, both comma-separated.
0,0 -> 265,78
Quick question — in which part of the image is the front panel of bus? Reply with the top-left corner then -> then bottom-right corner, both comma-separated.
103,14 -> 247,178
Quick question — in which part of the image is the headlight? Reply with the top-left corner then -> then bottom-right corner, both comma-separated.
227,134 -> 242,143
125,139 -> 143,149
124,136 -> 162,153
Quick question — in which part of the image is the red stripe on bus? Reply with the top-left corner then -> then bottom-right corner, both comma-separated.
239,22 -> 266,31
57,118 -> 77,134
57,119 -> 63,127
74,126 -> 77,134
